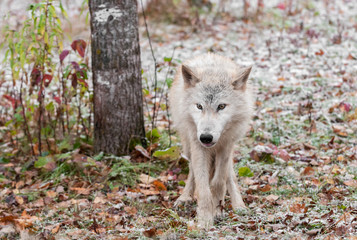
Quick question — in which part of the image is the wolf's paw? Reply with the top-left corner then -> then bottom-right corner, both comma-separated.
214,206 -> 224,219
197,215 -> 214,229
232,201 -> 247,210
174,194 -> 193,207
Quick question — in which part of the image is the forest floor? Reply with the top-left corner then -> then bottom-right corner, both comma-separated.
1,0 -> 357,239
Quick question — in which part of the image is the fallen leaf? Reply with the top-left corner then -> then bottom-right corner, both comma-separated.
290,203 -> 308,213
124,206 -> 137,215
265,194 -> 279,203
143,228 -> 156,238
70,187 -> 91,195
139,174 -> 156,184
343,180 -> 357,188
51,224 -> 61,234
302,166 -> 314,176
315,49 -> 324,56
140,189 -> 160,195
15,196 -> 24,205
259,184 -> 272,192
46,190 -> 57,198
153,180 -> 167,191
93,196 -> 106,204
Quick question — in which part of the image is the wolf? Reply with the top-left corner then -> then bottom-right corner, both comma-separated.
168,53 -> 254,228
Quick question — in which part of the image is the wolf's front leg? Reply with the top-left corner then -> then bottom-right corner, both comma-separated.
191,144 -> 214,228
175,134 -> 195,206
174,161 -> 195,206
227,161 -> 246,209
210,144 -> 233,218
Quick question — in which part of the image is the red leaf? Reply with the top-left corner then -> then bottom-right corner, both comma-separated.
59,50 -> 70,63
53,96 -> 61,104
315,49 -> 324,56
31,67 -> 42,86
43,74 -> 53,87
306,29 -> 319,39
71,40 -> 87,58
277,2 -> 285,10
3,95 -> 17,109
78,78 -> 88,88
71,73 -> 78,88
71,61 -> 80,71
339,102 -> 352,112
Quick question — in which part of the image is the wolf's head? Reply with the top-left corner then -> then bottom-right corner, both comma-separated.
182,60 -> 252,148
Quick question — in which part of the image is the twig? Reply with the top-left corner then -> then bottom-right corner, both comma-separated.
38,0 -> 51,155
19,76 -> 35,155
154,47 -> 176,128
140,0 -> 158,131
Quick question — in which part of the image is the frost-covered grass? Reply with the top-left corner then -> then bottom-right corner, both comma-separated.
0,0 -> 357,239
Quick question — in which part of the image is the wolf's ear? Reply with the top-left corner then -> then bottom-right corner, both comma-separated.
182,64 -> 199,88
232,66 -> 252,90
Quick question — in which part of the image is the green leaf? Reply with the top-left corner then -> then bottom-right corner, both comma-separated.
34,156 -> 54,168
58,139 -> 71,152
164,57 -> 172,62
93,152 -> 104,161
166,78 -> 173,88
0,157 -> 10,164
178,180 -> 186,186
142,88 -> 149,96
153,146 -> 180,160
146,128 -> 161,143
55,152 -> 71,160
14,113 -> 23,123
238,167 -> 254,177
45,102 -> 55,112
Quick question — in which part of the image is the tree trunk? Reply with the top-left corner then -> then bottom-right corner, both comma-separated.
89,0 -> 145,155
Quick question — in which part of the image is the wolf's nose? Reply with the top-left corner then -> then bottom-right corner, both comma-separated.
200,134 -> 213,144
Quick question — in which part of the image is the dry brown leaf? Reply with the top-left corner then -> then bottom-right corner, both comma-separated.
16,181 -> 25,189
51,224 -> 61,234
46,190 -> 57,198
277,77 -> 285,81
70,187 -> 91,195
31,198 -> 44,208
140,189 -> 160,195
265,194 -> 279,203
331,165 -> 343,175
15,196 -> 24,205
124,206 -> 137,215
343,180 -> 357,188
311,178 -> 321,187
332,125 -> 348,137
93,196 -> 106,204
139,174 -> 156,184
315,49 -> 324,56
134,145 -> 151,159
302,166 -> 314,176
153,180 -> 167,191
259,184 -> 272,192
289,203 -> 308,213
143,227 -> 156,238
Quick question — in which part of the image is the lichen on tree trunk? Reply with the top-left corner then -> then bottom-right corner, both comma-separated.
89,0 -> 145,155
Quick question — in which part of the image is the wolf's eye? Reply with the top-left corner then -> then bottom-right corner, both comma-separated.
217,104 -> 226,111
196,104 -> 203,110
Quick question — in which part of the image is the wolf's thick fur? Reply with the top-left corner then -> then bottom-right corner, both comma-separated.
169,53 -> 254,227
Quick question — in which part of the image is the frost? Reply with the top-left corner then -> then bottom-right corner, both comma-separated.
94,7 -> 123,23
96,75 -> 110,87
